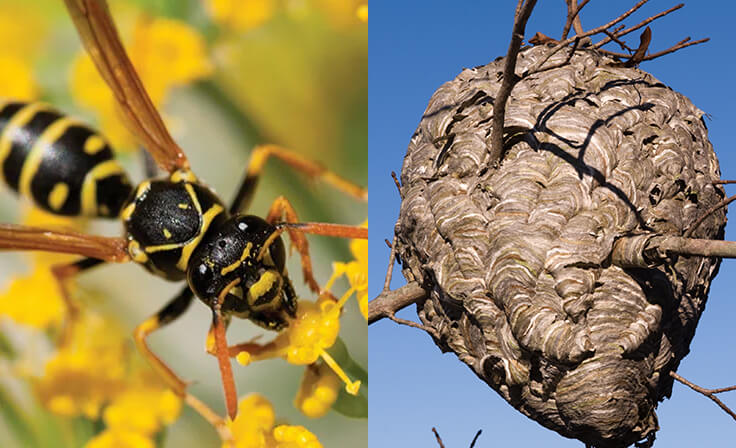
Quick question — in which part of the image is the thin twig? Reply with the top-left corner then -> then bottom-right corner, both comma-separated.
384,238 -> 392,249
391,170 -> 403,197
593,3 -> 684,48
561,0 -> 592,40
489,0 -> 539,165
432,427 -> 446,448
640,37 -> 708,61
714,180 -> 736,185
526,0 -> 650,76
603,28 -> 633,52
368,282 -> 428,324
684,192 -> 736,237
670,371 -> 736,421
597,48 -> 633,59
469,430 -> 483,448
387,312 -> 440,338
383,236 -> 398,291
528,37 -> 580,75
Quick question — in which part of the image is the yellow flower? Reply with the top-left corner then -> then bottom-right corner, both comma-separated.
34,311 -> 127,419
356,5 -> 368,23
0,56 -> 39,101
102,368 -> 182,436
0,207 -> 85,329
272,425 -> 322,448
0,4 -> 48,100
206,0 -> 276,32
70,14 -> 212,151
225,394 -> 275,448
130,17 -> 214,103
0,263 -> 67,329
294,362 -> 340,418
311,0 -> 368,27
85,430 -> 155,448
0,4 -> 48,60
235,293 -> 360,395
225,394 -> 323,448
324,221 -> 368,319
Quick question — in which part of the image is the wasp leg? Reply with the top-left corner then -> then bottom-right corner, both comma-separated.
134,287 -> 231,440
230,144 -> 367,214
51,257 -> 104,344
263,196 -> 320,293
261,197 -> 369,294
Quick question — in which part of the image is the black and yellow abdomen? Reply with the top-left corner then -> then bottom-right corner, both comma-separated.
0,101 -> 133,218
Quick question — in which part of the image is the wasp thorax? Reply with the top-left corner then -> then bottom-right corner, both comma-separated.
122,174 -> 227,281
187,215 -> 297,330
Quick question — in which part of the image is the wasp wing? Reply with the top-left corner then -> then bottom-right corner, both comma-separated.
63,0 -> 189,173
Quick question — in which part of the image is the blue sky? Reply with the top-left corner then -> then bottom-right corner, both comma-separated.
369,1 -> 736,447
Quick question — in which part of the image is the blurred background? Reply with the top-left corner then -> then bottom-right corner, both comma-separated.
0,0 -> 366,446
370,1 -> 736,447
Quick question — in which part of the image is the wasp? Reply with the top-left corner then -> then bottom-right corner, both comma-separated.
0,0 -> 367,432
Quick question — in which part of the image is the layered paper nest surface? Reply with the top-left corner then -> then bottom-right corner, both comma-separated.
395,45 -> 726,447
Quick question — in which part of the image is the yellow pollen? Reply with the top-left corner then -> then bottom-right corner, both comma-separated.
48,182 -> 69,211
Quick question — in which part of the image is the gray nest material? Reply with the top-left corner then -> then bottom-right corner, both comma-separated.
395,45 -> 726,447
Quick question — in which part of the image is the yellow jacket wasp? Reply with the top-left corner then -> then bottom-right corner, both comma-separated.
0,0 -> 367,437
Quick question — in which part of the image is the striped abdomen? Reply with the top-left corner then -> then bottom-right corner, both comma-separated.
0,101 -> 133,218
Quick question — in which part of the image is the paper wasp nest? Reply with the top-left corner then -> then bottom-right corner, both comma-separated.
395,46 -> 726,447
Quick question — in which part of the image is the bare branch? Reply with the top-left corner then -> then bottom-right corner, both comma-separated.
594,3 -> 684,48
391,170 -> 402,197
640,37 -> 709,62
383,236 -> 398,291
670,371 -> 736,421
469,430 -> 483,448
684,193 -> 736,237
368,282 -> 428,324
489,0 -> 539,165
528,37 -> 580,75
432,427 -> 446,448
562,0 -> 592,40
612,234 -> 736,269
597,48 -> 634,59
622,26 -> 651,67
713,180 -> 736,185
558,0 -> 650,47
603,28 -> 634,52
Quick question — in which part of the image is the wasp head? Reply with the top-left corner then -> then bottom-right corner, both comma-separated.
187,215 -> 297,330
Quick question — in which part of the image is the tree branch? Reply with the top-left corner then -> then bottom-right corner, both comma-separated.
640,37 -> 709,62
593,3 -> 684,49
368,282 -> 428,324
670,371 -> 736,421
612,234 -> 736,268
561,0 -> 592,40
489,0 -> 539,166
684,192 -> 736,237
469,430 -> 483,448
432,427 -> 446,448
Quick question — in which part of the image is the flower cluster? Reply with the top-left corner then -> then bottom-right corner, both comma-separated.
226,394 -> 323,448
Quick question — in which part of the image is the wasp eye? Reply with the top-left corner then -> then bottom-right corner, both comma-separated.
218,240 -> 227,248
269,236 -> 286,273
